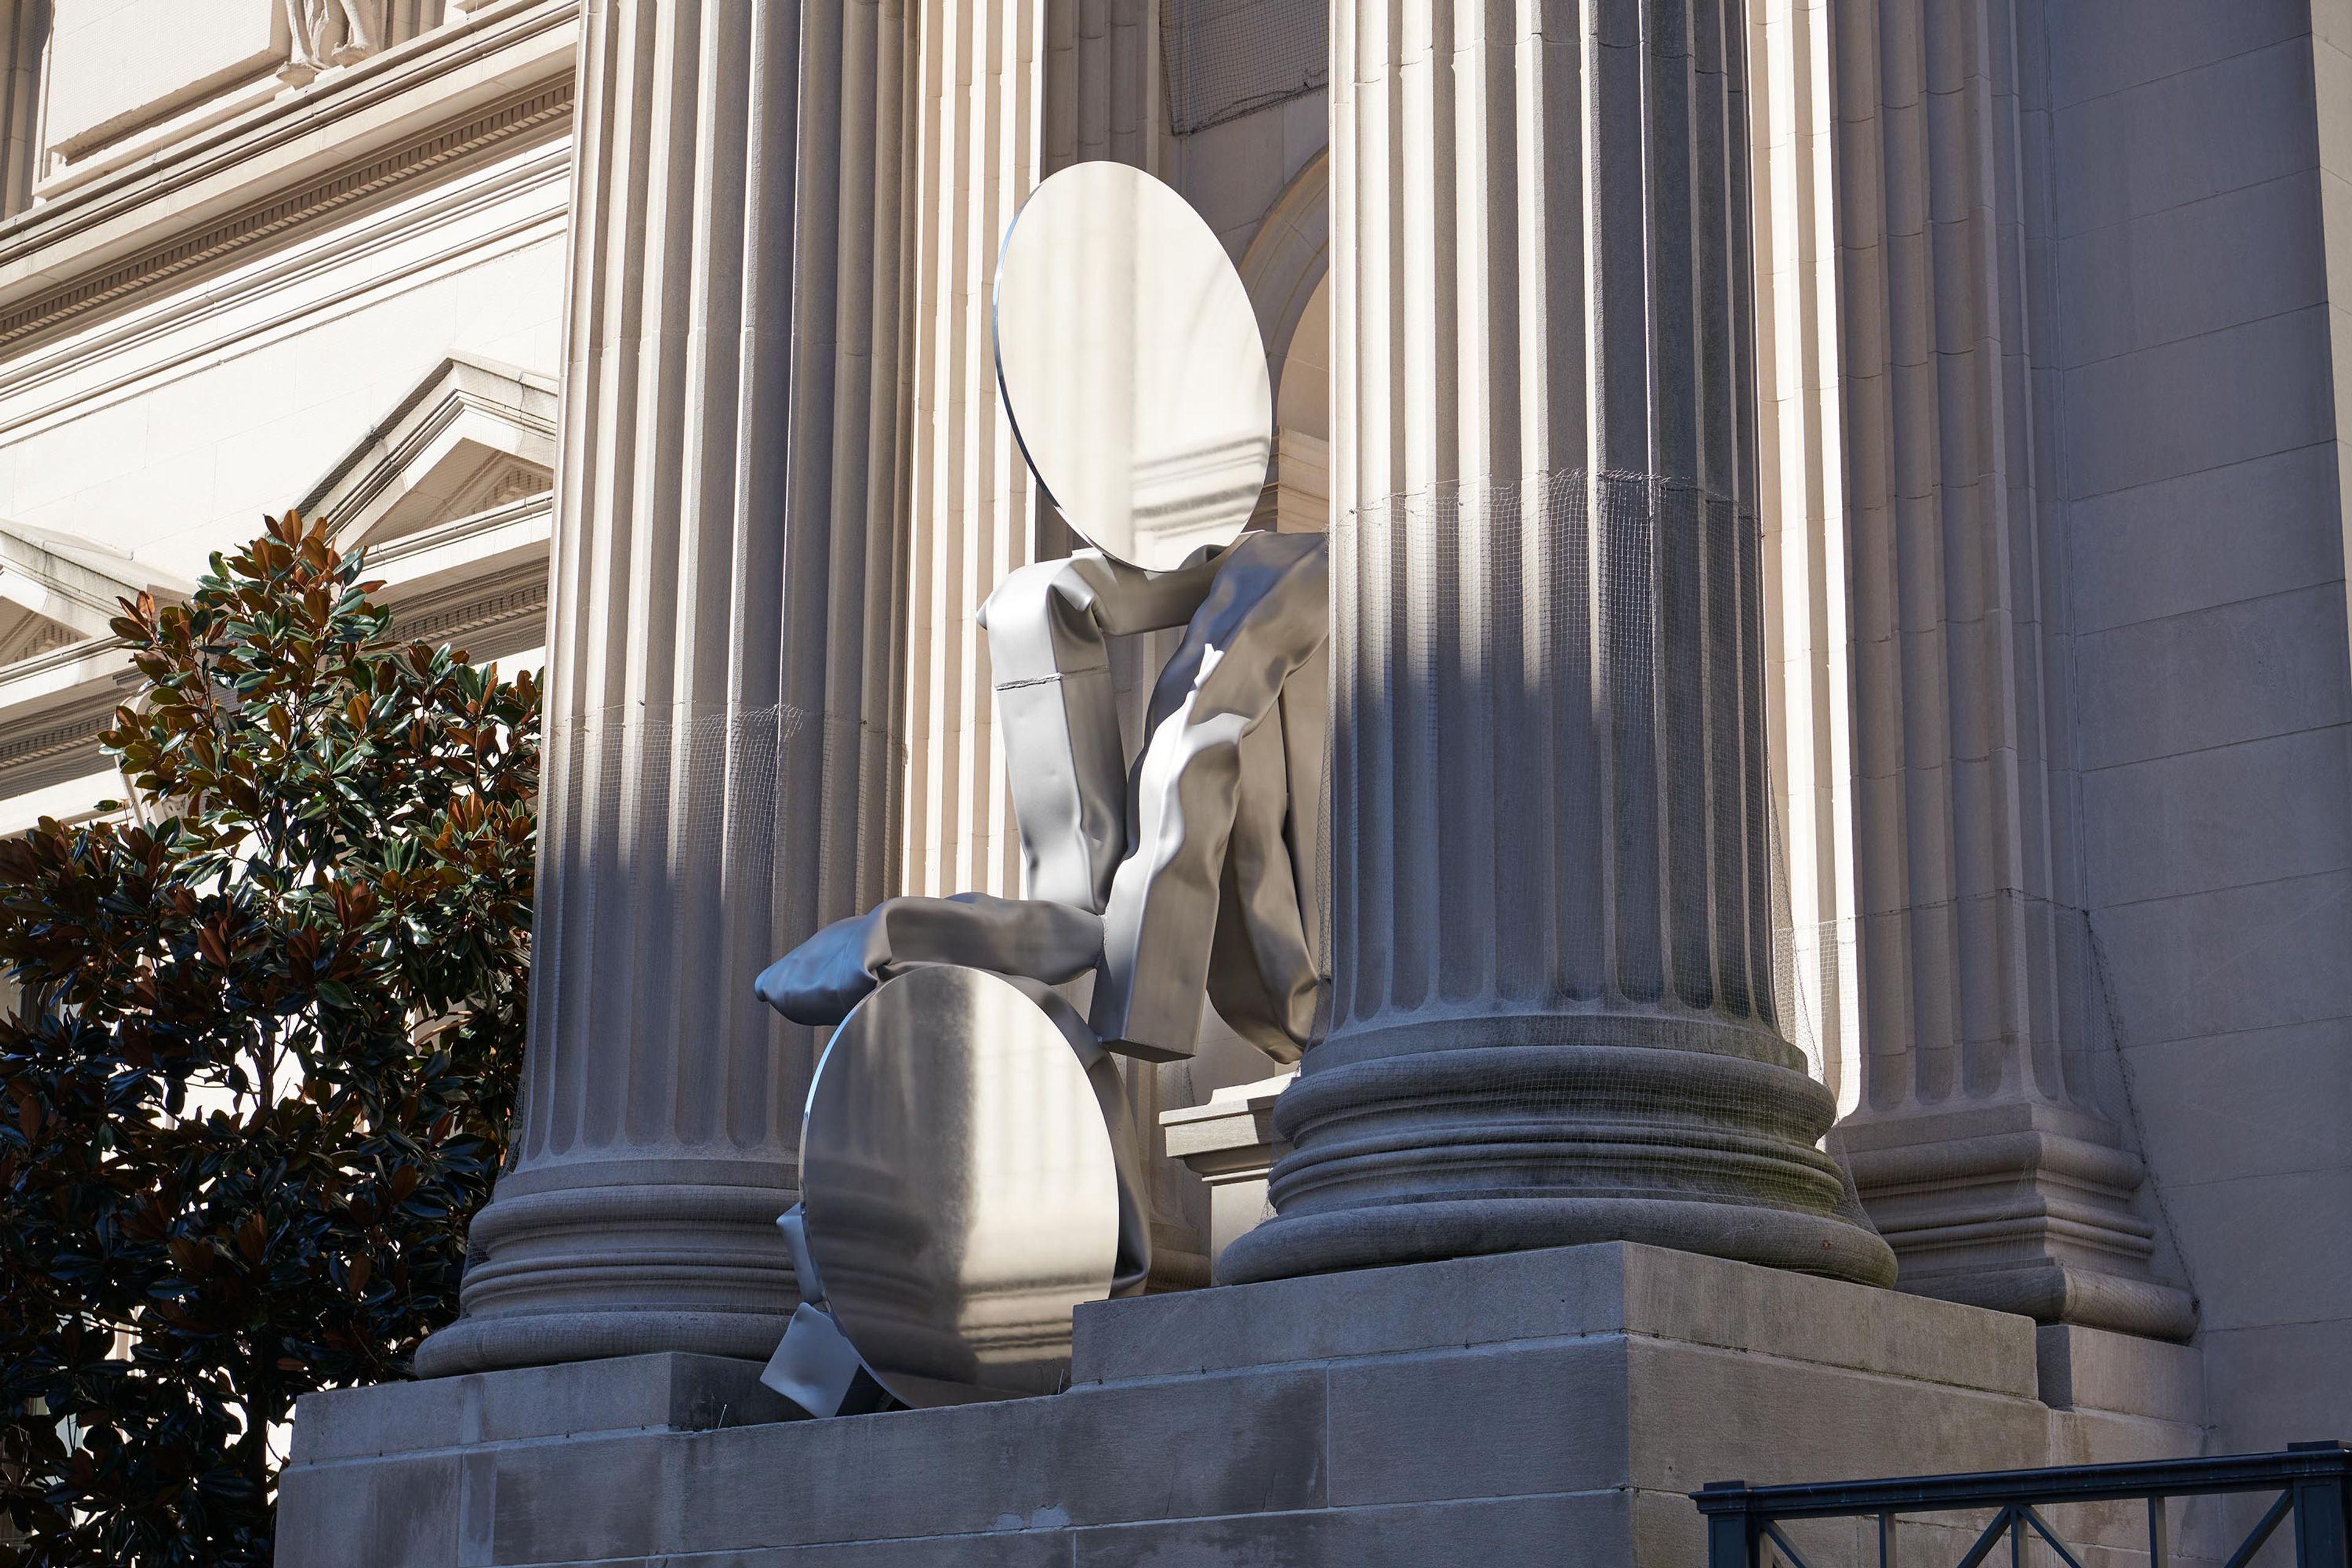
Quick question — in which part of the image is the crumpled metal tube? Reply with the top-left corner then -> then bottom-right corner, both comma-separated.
752,892 -> 1104,1026
1088,530 -> 1330,1060
978,548 -> 1223,912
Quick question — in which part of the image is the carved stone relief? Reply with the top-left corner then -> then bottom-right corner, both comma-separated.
282,0 -> 389,82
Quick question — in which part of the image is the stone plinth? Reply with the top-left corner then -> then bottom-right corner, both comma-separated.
279,1244 -> 2211,1568
1159,1069 -> 1294,1269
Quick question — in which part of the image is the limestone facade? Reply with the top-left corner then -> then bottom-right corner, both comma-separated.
0,0 -> 2342,1486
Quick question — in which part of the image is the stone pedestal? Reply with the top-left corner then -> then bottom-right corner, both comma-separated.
281,1243 -> 2211,1568
413,0 -> 910,1375
1160,1069 -> 1294,1269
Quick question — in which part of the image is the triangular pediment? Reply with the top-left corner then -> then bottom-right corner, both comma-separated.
0,521 -> 194,663
298,354 -> 559,551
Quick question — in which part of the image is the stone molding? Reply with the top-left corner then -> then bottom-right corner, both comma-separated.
0,521 -> 190,638
0,350 -> 556,806
1834,1101 -> 2197,1340
381,554 -> 548,655
0,81 -> 570,356
1161,1069 -> 1295,1269
298,352 -> 557,544
0,552 -> 547,805
0,688 -> 124,782
0,1 -> 576,334
0,141 -> 567,454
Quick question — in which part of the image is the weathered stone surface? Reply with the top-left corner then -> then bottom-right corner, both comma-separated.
1076,1242 -> 2039,1396
292,1352 -> 797,1464
281,1243 -> 2205,1568
2037,1325 -> 2206,1422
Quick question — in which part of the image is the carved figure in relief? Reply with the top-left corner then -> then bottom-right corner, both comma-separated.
748,164 -> 1329,1417
283,0 -> 388,80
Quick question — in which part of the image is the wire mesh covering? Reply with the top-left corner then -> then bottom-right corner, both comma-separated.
1161,0 -> 1329,137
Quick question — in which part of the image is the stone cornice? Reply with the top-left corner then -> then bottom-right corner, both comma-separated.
393,560 -> 550,656
0,694 -> 119,772
0,557 -> 550,798
0,0 -> 578,349
0,85 -> 572,355
300,353 -> 560,542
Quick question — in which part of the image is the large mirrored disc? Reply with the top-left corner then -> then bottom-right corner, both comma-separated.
994,162 -> 1273,570
799,965 -> 1121,1405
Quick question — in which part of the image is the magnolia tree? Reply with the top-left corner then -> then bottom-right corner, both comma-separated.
0,513 -> 537,1567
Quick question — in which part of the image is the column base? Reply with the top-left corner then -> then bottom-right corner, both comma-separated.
415,1308 -> 790,1378
414,1166 -> 797,1378
1221,1042 -> 1898,1289
1832,1101 -> 2198,1341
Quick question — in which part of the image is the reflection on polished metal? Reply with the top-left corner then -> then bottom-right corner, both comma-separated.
755,165 -> 1329,1411
977,548 -> 1226,913
976,531 -> 1330,1063
993,161 -> 1273,570
772,967 -> 1125,1411
1088,529 -> 1329,1061
760,530 -> 1333,1065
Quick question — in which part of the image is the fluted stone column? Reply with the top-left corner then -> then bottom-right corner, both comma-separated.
1822,0 -> 2192,1339
899,0 -> 1047,903
416,0 -> 909,1375
1221,0 -> 1894,1288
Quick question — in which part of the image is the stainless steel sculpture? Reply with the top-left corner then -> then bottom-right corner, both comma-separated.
989,532 -> 1329,1063
756,163 -> 1328,1415
761,966 -> 1143,1413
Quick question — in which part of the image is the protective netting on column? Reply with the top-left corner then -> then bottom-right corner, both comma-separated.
1161,0 -> 1327,136
1306,469 -> 1881,1245
1325,471 -> 1783,1038
514,700 -> 903,1164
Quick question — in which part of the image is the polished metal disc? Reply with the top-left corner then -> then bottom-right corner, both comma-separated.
993,162 -> 1273,571
797,965 -> 1122,1405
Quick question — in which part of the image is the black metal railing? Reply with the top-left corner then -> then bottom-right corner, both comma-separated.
1694,1442 -> 2351,1568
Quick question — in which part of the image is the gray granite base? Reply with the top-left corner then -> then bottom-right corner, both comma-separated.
276,1242 -> 2211,1568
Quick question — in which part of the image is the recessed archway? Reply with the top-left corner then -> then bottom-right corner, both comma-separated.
1237,150 -> 1330,535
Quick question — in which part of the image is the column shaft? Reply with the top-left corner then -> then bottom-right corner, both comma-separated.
417,0 -> 910,1375
1823,0 -> 2191,1338
1221,0 -> 1893,1288
900,0 -> 1049,903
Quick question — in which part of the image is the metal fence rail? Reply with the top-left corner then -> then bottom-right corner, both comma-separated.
1692,1442 -> 2351,1568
